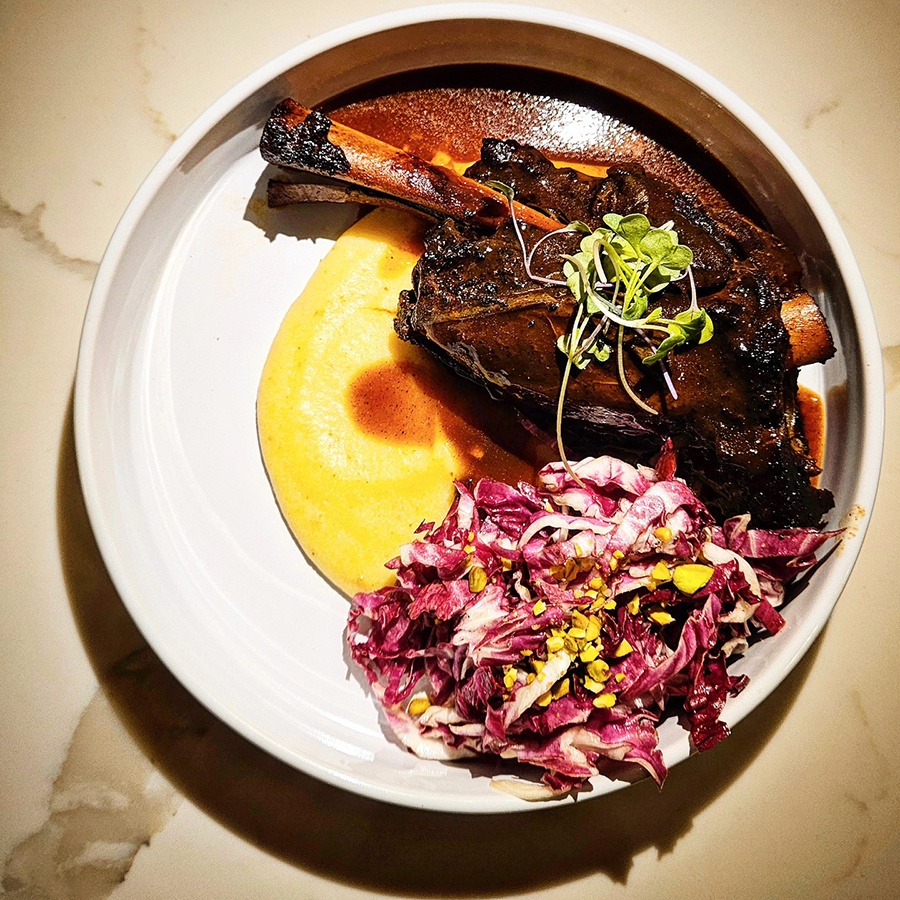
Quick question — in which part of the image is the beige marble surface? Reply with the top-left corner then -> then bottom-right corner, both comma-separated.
1,1 -> 898,897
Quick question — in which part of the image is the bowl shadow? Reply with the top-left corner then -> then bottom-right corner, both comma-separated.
59,393 -> 823,895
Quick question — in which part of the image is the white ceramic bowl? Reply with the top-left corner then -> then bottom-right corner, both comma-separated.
74,4 -> 883,812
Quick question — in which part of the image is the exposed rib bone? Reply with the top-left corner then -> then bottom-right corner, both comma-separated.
260,99 -> 563,233
261,98 -> 833,367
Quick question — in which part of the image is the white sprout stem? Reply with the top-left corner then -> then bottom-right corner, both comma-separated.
616,325 -> 658,416
661,363 -> 679,401
639,331 -> 680,402
502,194 -> 570,286
504,192 -> 530,262
526,227 -> 577,281
555,356 -> 586,487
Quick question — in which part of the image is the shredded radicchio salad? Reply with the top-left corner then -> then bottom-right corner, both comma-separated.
347,443 -> 839,797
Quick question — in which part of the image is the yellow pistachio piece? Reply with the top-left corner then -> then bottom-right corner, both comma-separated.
580,644 -> 600,663
650,610 -> 675,626
615,672 -> 626,683
654,526 -> 673,542
652,561 -> 671,582
582,676 -> 603,693
532,599 -> 547,615
503,667 -> 518,689
614,639 -> 634,657
568,627 -> 587,640
408,697 -> 430,716
589,577 -> 606,591
673,564 -> 715,595
592,693 -> 616,709
547,634 -> 566,653
570,610 -> 590,629
584,617 -> 602,642
626,597 -> 640,615
586,659 -> 610,682
468,566 -> 488,593
553,678 -> 571,699
536,690 -> 553,708
603,599 -> 617,610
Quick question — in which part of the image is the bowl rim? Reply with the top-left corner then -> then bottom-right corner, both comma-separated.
74,3 -> 884,812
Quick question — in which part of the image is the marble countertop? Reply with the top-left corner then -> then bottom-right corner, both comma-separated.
2,1 -> 898,897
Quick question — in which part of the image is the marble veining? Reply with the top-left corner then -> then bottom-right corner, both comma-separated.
0,197 -> 100,281
1,693 -> 181,900
803,98 -> 842,130
136,19 -> 178,146
882,344 -> 900,393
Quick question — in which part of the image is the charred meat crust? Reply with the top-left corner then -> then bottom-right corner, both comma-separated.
260,105 -> 351,177
396,139 -> 833,528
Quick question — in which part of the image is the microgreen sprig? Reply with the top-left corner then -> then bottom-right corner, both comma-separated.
492,187 -> 714,485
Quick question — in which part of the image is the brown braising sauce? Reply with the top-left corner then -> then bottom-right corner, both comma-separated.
325,68 -> 825,486
798,385 -> 826,476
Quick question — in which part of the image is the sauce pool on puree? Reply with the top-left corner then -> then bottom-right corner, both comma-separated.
257,206 -> 552,596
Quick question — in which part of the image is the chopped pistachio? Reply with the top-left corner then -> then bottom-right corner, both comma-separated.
571,610 -> 590,629
532,599 -> 547,615
673,563 -> 715,595
586,659 -> 610,682
547,634 -> 566,653
652,561 -> 671,582
592,693 -> 616,709
614,639 -> 634,657
408,697 -> 430,716
468,566 -> 488,593
649,610 -> 675,626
